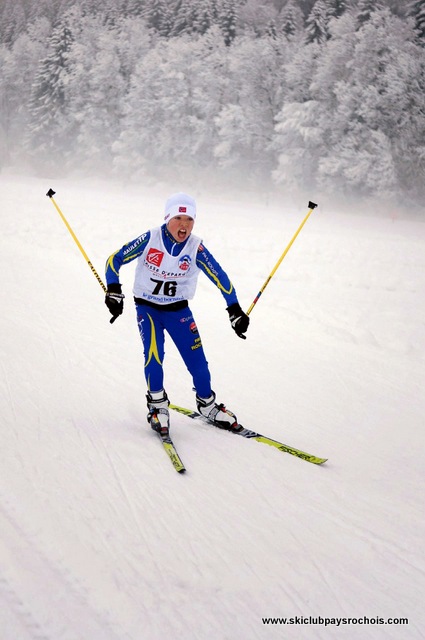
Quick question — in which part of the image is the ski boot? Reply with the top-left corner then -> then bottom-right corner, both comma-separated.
196,391 -> 242,432
146,390 -> 170,437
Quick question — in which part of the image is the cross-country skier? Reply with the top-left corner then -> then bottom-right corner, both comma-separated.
105,192 -> 249,437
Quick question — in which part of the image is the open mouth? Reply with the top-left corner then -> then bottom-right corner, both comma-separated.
177,229 -> 187,240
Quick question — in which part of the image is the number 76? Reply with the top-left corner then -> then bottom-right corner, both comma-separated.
150,278 -> 177,297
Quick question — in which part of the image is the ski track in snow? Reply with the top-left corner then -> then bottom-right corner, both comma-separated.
1,174 -> 425,639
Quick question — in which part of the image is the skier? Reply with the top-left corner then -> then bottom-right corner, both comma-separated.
105,192 -> 249,437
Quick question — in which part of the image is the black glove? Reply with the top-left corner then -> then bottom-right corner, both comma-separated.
105,283 -> 124,322
227,302 -> 250,340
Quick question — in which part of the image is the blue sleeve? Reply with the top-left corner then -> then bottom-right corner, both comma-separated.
196,243 -> 238,307
105,231 -> 150,285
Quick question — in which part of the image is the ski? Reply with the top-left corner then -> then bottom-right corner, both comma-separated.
169,404 -> 327,465
156,431 -> 186,473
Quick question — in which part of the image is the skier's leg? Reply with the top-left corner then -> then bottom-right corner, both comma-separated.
136,305 -> 170,433
136,304 -> 166,392
164,307 -> 239,429
164,307 -> 212,398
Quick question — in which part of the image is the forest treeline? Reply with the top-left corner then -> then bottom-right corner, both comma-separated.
1,0 -> 424,203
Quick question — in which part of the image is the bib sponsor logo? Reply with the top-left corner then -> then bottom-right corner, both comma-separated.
146,248 -> 164,267
123,234 -> 147,256
179,254 -> 191,271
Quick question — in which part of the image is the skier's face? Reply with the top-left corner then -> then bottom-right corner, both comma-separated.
167,215 -> 195,242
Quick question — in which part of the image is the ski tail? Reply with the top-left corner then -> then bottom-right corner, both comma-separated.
169,404 -> 327,465
156,432 -> 186,473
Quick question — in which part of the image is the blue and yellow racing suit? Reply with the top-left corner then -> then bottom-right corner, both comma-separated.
106,224 -> 239,397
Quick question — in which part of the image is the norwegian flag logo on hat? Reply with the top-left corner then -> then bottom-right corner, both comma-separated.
164,193 -> 196,222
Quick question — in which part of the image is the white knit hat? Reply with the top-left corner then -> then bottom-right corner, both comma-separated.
164,192 -> 197,223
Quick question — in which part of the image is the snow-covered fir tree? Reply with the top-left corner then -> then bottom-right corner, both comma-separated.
143,0 -> 172,36
326,9 -> 424,198
114,28 -> 229,180
237,0 -> 278,37
0,0 -> 26,45
273,7 -> 425,201
0,18 -> 50,165
214,33 -> 290,183
409,0 -> 425,43
356,0 -> 386,28
122,0 -> 146,17
217,0 -> 239,45
332,0 -> 348,17
26,20 -> 74,169
305,0 -> 334,43
279,0 -> 305,38
66,16 -> 149,172
170,0 -> 213,37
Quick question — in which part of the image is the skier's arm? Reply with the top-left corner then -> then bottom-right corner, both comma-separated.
196,243 -> 238,306
104,232 -> 150,322
105,231 -> 150,285
196,243 -> 249,339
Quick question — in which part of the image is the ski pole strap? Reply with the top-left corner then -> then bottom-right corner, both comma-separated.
46,188 -> 107,294
246,201 -> 317,316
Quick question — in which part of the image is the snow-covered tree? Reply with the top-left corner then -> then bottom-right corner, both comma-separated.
26,19 -> 75,170
143,0 -> 173,36
170,0 -> 213,37
321,9 -> 425,198
279,0 -> 304,38
217,0 -> 239,45
0,0 -> 26,46
284,39 -> 321,102
297,0 -> 319,18
113,28 -> 229,180
356,0 -> 385,28
273,99 -> 326,193
305,0 -> 334,43
0,18 -> 50,165
122,0 -> 146,18
409,0 -> 425,43
214,34 -> 289,181
273,8 -> 425,201
59,14 -> 152,173
318,128 -> 398,198
237,0 -> 278,37
331,0 -> 349,18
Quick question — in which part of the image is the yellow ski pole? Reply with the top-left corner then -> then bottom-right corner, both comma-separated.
246,201 -> 318,316
46,188 -> 107,292
46,188 -> 119,323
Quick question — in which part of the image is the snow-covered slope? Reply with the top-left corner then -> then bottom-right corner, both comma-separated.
1,173 -> 424,639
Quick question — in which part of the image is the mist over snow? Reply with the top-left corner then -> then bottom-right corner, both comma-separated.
1,172 -> 424,639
